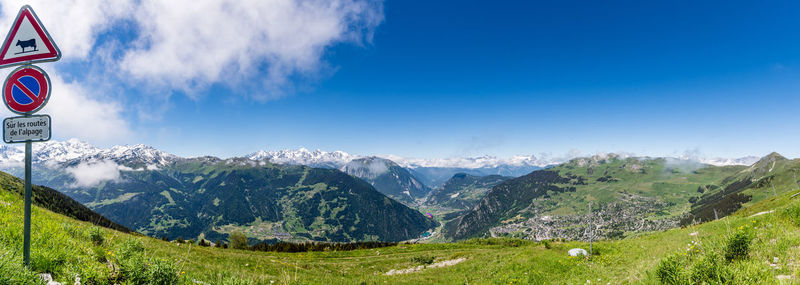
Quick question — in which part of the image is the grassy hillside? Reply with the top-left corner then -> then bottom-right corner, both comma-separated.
0,171 -> 130,233
2,170 -> 800,284
446,155 -> 743,240
684,153 -> 800,224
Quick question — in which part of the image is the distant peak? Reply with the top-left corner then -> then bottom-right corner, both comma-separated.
764,152 -> 786,161
567,153 -> 622,167
752,152 -> 786,166
739,152 -> 788,175
348,156 -> 396,166
113,144 -> 154,151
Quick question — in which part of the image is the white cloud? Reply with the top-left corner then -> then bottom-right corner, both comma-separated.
65,160 -> 122,187
363,159 -> 389,175
35,73 -> 132,143
664,157 -> 706,173
0,0 -> 384,128
120,0 -> 383,100
0,0 -> 384,81
117,164 -> 135,171
342,158 -> 388,179
0,0 -> 135,60
0,71 -> 133,144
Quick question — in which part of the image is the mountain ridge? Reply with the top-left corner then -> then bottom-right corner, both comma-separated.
0,140 -> 765,173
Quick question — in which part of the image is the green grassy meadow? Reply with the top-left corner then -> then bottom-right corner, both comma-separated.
2,182 -> 800,284
548,159 -> 745,218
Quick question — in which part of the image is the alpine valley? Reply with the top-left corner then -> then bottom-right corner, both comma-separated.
0,139 -> 777,246
0,140 -> 556,243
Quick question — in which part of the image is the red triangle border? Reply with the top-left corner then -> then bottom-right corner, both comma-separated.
0,6 -> 61,68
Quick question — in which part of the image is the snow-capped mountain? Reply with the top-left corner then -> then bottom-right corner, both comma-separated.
245,148 -> 765,187
33,139 -> 102,163
247,148 -> 358,168
80,144 -> 177,167
245,149 -> 559,188
697,156 -> 761,167
0,139 -> 765,175
247,149 -> 561,170
0,145 -> 25,166
380,154 -> 554,169
0,139 -> 176,167
0,139 -> 102,166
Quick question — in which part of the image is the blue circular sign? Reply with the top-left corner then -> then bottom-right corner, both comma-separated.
3,65 -> 50,114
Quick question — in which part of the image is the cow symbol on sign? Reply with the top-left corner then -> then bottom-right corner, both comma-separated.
15,39 -> 36,54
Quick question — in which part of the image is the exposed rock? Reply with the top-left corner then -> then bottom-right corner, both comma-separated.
568,248 -> 588,256
39,273 -> 61,285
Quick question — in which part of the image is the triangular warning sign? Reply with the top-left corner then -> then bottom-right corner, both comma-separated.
0,5 -> 60,69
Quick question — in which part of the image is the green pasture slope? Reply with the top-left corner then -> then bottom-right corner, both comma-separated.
2,176 -> 800,283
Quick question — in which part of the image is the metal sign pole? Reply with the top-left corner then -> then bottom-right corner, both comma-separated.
23,140 -> 31,266
0,5 -> 61,269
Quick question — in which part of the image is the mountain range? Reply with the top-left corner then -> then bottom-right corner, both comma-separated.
0,139 -> 175,168
247,148 -> 554,187
0,139 -> 773,244
0,139 -> 760,186
0,140 -> 441,242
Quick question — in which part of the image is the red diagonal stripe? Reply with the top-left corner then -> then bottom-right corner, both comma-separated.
13,79 -> 38,103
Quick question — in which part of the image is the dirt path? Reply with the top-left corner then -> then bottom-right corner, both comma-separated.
385,258 -> 467,275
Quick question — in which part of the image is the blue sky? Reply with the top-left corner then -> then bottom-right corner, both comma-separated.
1,0 -> 799,159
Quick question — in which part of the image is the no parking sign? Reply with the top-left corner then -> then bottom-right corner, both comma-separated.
3,65 -> 50,115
